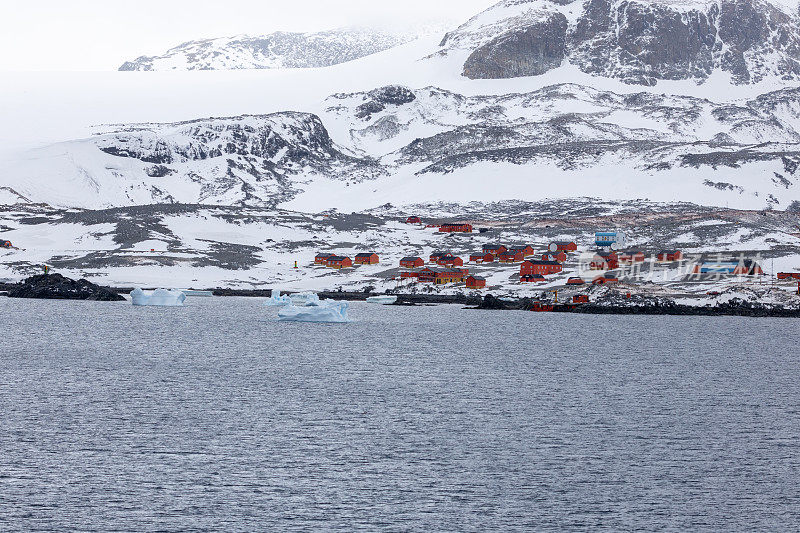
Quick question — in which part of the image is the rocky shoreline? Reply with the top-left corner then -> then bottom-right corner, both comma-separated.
2,280 -> 798,317
473,294 -> 800,318
209,289 -> 800,317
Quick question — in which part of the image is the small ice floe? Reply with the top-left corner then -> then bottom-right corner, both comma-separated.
265,290 -> 292,307
130,288 -> 186,307
366,295 -> 397,305
290,292 -> 321,306
179,289 -> 213,297
277,300 -> 350,323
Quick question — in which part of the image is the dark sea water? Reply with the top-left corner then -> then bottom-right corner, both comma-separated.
1,296 -> 799,532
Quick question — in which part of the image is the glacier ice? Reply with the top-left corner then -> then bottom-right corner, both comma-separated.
277,300 -> 350,323
366,295 -> 397,305
289,292 -> 321,306
131,288 -> 186,307
265,290 -> 292,307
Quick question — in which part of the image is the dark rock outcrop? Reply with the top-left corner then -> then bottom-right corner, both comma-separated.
355,86 -> 416,119
463,13 -> 568,79
5,274 -> 125,301
570,0 -> 718,85
453,0 -> 800,85
93,112 -> 384,207
476,294 -> 536,310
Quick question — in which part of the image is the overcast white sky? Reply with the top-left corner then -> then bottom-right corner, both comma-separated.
0,0 -> 495,71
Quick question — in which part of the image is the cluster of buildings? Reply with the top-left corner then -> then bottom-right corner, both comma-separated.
396,241 -> 581,289
587,249 -> 685,270
314,224 -> 775,292
314,252 -> 380,269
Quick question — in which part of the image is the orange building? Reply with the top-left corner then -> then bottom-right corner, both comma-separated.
483,244 -> 507,255
470,252 -> 495,263
400,256 -> 424,269
498,250 -> 525,263
439,223 -> 473,233
437,255 -> 464,267
466,276 -> 487,289
354,253 -> 379,265
520,260 -> 563,276
590,251 -> 619,270
550,241 -> 577,252
657,250 -> 684,262
542,251 -> 567,263
315,253 -> 333,265
326,256 -> 353,269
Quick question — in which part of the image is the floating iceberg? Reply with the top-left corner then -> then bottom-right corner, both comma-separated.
179,289 -> 213,297
130,288 -> 186,307
290,292 -> 320,306
265,290 -> 292,307
277,300 -> 350,323
366,295 -> 397,305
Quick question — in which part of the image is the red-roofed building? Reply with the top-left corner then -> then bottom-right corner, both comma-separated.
590,251 -> 619,270
400,256 -> 424,269
354,253 -> 379,265
418,268 -> 466,284
657,250 -> 684,262
315,253 -> 333,265
618,250 -> 646,263
439,223 -> 473,233
430,251 -> 449,263
509,245 -> 535,257
437,255 -> 464,267
520,260 -> 563,276
542,251 -> 567,263
326,256 -> 353,269
470,252 -> 495,263
406,216 -> 421,224
482,244 -> 507,255
498,250 -> 525,263
550,241 -> 578,252
466,276 -> 487,289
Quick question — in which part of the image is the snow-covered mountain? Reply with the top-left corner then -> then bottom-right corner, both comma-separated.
2,113 -> 383,209
435,0 -> 800,86
119,28 -> 417,71
5,0 -> 800,214
5,82 -> 800,211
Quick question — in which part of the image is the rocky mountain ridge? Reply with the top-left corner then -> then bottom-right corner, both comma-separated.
438,0 -> 800,86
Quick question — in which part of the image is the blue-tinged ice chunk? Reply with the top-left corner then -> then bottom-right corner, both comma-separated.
366,295 -> 397,305
277,300 -> 350,323
266,290 -> 292,307
290,292 -> 320,306
131,288 -> 186,307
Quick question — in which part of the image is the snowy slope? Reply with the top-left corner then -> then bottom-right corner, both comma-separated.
1,113 -> 383,209
2,201 -> 799,296
119,28 -> 419,71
